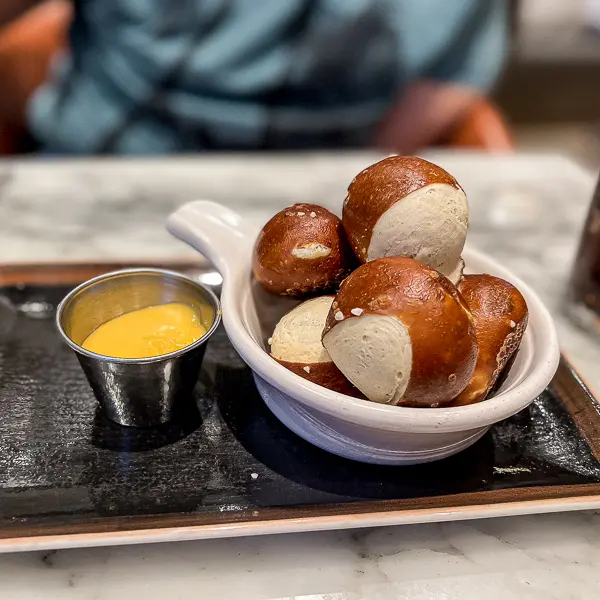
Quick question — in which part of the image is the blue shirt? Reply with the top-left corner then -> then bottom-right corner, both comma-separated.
28,0 -> 507,154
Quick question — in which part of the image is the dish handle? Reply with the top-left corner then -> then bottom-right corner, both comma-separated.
167,200 -> 256,280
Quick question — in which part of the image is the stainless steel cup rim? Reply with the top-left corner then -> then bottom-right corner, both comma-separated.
56,267 -> 222,364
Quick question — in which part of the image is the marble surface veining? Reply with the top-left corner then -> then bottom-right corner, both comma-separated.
1,151 -> 600,599
3,512 -> 600,599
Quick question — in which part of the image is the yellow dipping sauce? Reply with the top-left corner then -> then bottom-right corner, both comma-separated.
82,302 -> 207,359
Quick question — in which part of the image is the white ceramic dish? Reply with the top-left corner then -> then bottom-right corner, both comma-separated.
168,200 -> 560,465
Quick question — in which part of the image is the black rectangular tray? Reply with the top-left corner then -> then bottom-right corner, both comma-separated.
2,262 -> 600,552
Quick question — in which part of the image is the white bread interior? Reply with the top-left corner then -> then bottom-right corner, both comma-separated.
323,313 -> 412,404
270,296 -> 333,364
367,183 -> 468,283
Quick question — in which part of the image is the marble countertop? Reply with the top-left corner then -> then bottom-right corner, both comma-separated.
2,151 -> 600,599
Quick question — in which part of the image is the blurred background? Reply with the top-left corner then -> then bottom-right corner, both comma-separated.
1,0 -> 600,167
500,0 -> 600,168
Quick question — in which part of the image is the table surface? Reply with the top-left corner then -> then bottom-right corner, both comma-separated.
2,151 -> 600,599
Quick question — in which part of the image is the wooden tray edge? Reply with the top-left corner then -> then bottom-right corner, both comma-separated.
2,491 -> 600,553
0,260 -> 208,286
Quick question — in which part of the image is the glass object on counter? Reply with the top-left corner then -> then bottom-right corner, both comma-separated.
566,174 -> 600,334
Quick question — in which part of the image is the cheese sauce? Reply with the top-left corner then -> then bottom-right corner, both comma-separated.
82,303 -> 206,359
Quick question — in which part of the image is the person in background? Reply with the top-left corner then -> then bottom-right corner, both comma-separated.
0,0 -> 508,155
